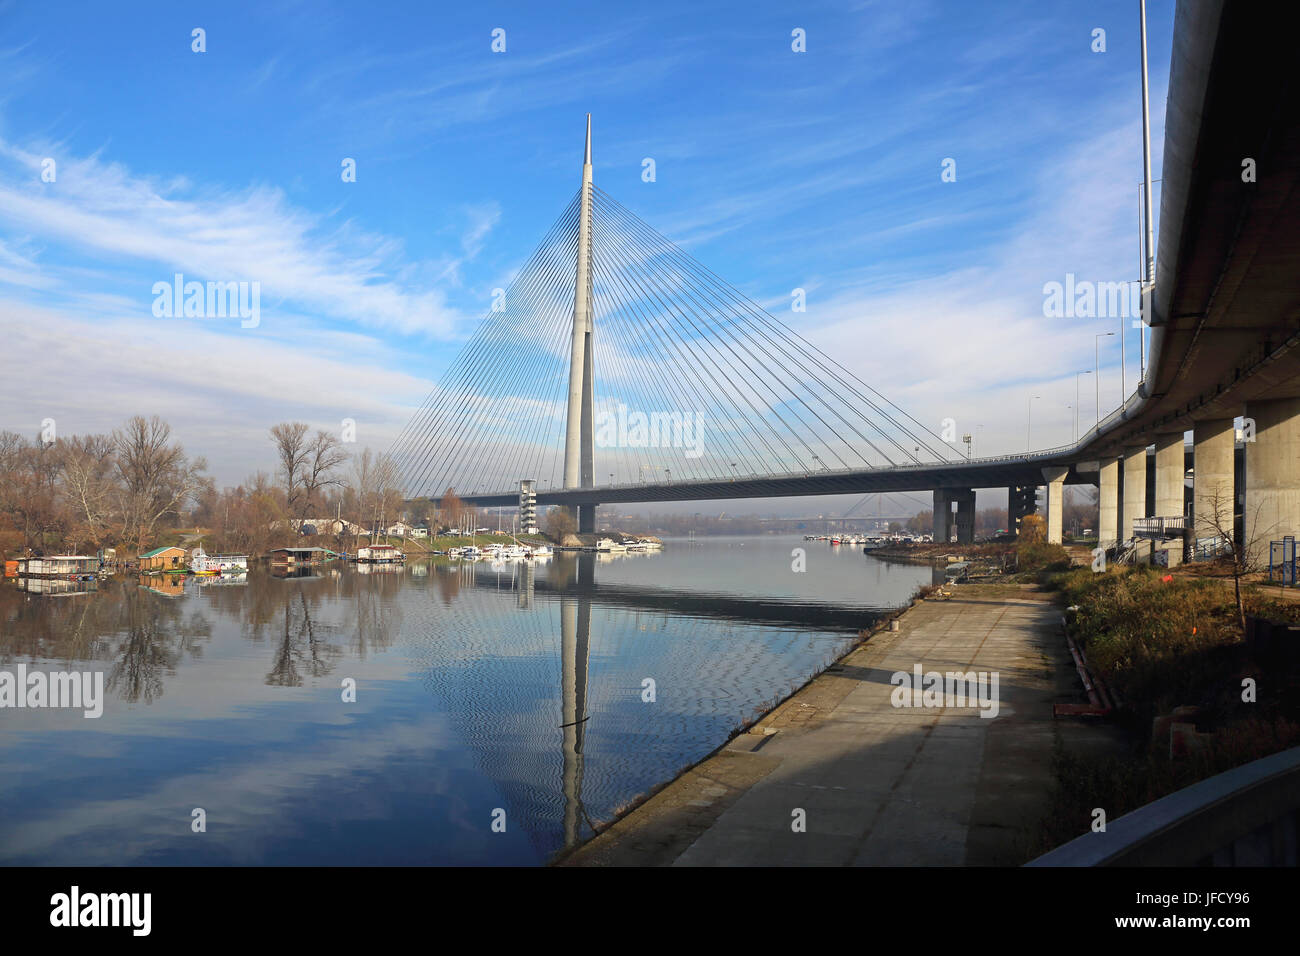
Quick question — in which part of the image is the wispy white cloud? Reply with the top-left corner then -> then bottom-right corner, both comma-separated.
0,139 -> 470,338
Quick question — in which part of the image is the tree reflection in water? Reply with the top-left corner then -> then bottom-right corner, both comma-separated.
266,589 -> 341,687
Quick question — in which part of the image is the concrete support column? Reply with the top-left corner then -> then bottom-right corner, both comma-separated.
1192,418 -> 1235,547
1154,432 -> 1187,518
1120,445 -> 1148,541
1042,467 -> 1069,545
954,489 -> 976,544
1098,457 -> 1120,549
933,489 -> 952,543
1244,397 -> 1300,564
1008,486 -> 1035,537
578,504 -> 596,535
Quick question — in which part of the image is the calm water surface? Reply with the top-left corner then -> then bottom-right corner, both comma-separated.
0,535 -> 929,865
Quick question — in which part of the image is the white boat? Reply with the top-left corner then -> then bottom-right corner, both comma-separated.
526,544 -> 552,558
190,546 -> 249,575
498,545 -> 527,559
596,537 -> 627,553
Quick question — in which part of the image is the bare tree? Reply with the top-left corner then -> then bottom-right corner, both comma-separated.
1197,480 -> 1271,632
0,432 -> 58,550
57,434 -> 117,550
302,429 -> 348,519
347,449 -> 403,543
269,422 -> 311,522
439,488 -> 466,530
544,506 -> 576,541
113,417 -> 208,553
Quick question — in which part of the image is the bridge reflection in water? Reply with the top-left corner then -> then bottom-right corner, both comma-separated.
414,549 -> 890,859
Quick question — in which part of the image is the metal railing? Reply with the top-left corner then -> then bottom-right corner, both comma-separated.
1133,515 -> 1186,538
1269,537 -> 1298,586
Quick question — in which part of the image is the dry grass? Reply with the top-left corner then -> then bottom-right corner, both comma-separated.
1030,565 -> 1300,858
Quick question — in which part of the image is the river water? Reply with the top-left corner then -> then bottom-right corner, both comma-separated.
0,535 -> 930,865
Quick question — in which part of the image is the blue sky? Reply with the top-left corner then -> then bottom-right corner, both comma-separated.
0,0 -> 1174,491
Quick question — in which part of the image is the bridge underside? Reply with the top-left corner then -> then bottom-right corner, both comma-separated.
1071,0 -> 1300,460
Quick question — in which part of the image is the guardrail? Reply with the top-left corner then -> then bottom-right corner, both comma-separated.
1027,745 -> 1300,866
1134,515 -> 1187,538
1269,537 -> 1298,586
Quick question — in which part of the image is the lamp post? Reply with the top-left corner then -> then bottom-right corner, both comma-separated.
1095,332 -> 1115,425
1075,370 -> 1091,442
1027,395 -> 1041,452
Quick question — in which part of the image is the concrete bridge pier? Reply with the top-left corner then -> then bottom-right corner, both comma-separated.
933,489 -> 952,543
1192,418 -> 1236,547
1120,444 -> 1149,541
1008,485 -> 1035,537
953,489 -> 976,544
1244,397 -> 1300,564
1098,456 -> 1120,550
1154,432 -> 1187,518
1041,467 -> 1069,545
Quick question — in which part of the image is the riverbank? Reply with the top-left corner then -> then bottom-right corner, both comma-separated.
556,580 -> 1096,866
1027,564 -> 1300,855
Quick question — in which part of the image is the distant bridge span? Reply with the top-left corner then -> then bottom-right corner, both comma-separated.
458,450 -> 1091,510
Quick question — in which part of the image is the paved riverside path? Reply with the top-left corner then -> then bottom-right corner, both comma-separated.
559,586 -> 1066,866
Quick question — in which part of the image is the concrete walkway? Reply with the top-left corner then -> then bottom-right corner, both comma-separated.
559,585 -> 1066,866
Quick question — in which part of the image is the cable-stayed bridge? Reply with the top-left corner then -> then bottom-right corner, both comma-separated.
391,117 -> 1067,540
396,0 -> 1300,557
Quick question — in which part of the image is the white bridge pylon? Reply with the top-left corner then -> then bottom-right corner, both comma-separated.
391,116 -> 956,506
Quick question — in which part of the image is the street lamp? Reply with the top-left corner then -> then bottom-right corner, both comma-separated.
1027,395 -> 1042,452
1074,370 -> 1091,442
1095,332 -> 1115,425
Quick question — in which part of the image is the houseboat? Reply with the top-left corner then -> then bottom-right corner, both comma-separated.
269,546 -> 337,567
17,555 -> 99,579
356,544 -> 405,564
139,545 -> 188,572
